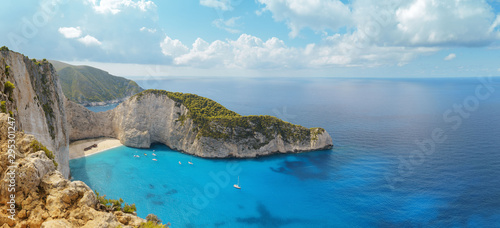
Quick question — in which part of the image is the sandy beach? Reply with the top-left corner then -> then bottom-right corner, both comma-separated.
69,137 -> 123,160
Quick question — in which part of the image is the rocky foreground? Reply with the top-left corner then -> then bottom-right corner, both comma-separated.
0,114 -> 145,228
67,90 -> 333,158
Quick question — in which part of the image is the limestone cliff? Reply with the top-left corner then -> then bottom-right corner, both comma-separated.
67,90 -> 333,157
65,98 -> 115,141
0,50 -> 69,178
0,114 -> 145,227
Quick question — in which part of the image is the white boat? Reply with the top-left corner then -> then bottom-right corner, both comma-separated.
152,153 -> 156,156
188,161 -> 193,165
233,176 -> 241,189
179,161 -> 182,165
152,159 -> 157,161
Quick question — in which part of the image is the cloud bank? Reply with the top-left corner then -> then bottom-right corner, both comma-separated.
163,0 -> 500,70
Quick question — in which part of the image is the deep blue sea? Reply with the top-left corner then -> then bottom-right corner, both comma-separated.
71,77 -> 500,227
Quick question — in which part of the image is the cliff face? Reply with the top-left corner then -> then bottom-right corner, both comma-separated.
111,93 -> 201,150
65,98 -> 115,141
0,114 -> 145,227
0,51 -> 69,178
67,91 -> 333,157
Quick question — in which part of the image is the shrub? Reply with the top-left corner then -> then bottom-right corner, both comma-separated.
110,198 -> 124,211
94,191 -> 137,213
146,214 -> 162,224
138,221 -> 169,228
177,114 -> 186,126
123,203 -> 136,213
4,81 -> 15,94
1,101 -> 6,113
0,46 -> 8,51
4,65 -> 10,76
9,111 -> 13,117
30,140 -> 57,168
95,191 -> 108,206
311,127 -> 325,141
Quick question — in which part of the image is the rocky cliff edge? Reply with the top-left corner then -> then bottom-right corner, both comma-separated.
0,114 -> 145,228
67,89 -> 333,158
0,50 -> 69,178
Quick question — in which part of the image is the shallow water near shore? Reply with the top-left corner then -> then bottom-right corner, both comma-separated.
70,77 -> 500,227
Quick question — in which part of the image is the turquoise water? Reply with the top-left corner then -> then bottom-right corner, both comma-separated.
85,103 -> 119,112
70,77 -> 500,227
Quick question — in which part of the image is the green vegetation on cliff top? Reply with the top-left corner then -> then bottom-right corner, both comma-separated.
50,60 -> 143,104
30,139 -> 58,168
94,190 -> 136,213
134,89 -> 326,143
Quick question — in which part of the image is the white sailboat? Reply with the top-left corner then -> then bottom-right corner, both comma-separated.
233,176 -> 241,189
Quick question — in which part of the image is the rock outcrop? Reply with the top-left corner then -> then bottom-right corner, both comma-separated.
65,98 -> 115,141
0,51 -> 69,178
0,114 -> 145,227
67,90 -> 333,158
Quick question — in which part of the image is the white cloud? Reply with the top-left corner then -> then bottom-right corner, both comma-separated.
393,0 -> 499,46
159,33 -> 440,70
258,0 -> 500,46
309,32 -> 439,67
257,0 -> 352,38
58,27 -> 82,39
161,34 -> 301,69
213,17 -> 241,34
86,0 -> 156,14
160,36 -> 189,57
163,34 -> 299,69
200,0 -> 232,11
78,35 -> 102,46
140,27 -> 157,33
444,53 -> 456,61
249,0 -> 500,69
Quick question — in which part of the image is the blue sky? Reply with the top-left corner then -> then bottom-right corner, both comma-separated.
1,0 -> 500,77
